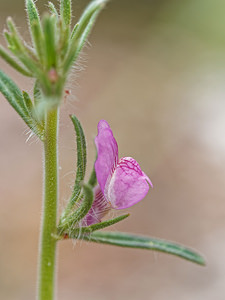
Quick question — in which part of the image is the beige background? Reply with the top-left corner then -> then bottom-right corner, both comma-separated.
0,0 -> 225,299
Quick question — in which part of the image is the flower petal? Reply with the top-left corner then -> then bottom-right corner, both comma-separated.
82,185 -> 110,226
95,120 -> 118,194
106,157 -> 152,209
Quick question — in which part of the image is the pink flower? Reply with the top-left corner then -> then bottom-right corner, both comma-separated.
83,120 -> 152,226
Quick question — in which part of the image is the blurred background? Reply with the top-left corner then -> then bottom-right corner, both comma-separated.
1,0 -> 225,299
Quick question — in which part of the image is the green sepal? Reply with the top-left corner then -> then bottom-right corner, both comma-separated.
88,164 -> 97,187
58,184 -> 94,232
25,0 -> 44,64
60,0 -> 72,26
0,46 -> 32,77
63,0 -> 108,74
70,114 -> 87,204
66,214 -> 130,238
81,231 -> 206,266
58,115 -> 87,225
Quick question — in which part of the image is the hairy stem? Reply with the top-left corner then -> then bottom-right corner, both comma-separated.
38,108 -> 59,300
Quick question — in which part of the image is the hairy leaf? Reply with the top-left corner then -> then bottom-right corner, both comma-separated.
48,2 -> 59,18
64,0 -> 108,74
81,231 -> 205,265
60,0 -> 72,26
0,70 -> 44,139
43,15 -> 57,69
0,46 -> 32,77
26,0 -> 44,63
6,18 -> 42,76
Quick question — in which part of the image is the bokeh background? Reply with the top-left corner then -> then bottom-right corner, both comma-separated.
1,0 -> 225,299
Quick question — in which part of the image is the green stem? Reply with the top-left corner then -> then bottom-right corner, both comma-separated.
38,108 -> 59,300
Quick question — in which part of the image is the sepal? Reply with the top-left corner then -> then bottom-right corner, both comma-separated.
58,115 -> 87,224
70,115 -> 87,203
58,183 -> 94,232
88,164 -> 97,187
63,214 -> 130,239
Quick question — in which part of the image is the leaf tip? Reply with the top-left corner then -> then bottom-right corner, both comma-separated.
197,255 -> 206,266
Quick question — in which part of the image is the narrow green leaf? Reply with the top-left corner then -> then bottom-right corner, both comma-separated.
58,1 -> 71,60
68,214 -> 130,238
58,184 -> 94,232
4,30 -> 13,47
0,69 -> 27,112
0,46 -> 32,77
0,72 -> 27,120
63,0 -> 108,74
81,231 -> 205,265
75,11 -> 98,55
6,19 -> 42,76
59,26 -> 70,61
48,2 -> 59,18
25,0 -> 44,63
26,0 -> 41,26
5,25 -> 36,61
43,15 -> 57,69
6,18 -> 37,60
60,0 -> 72,26
30,21 -> 45,62
0,70 -> 44,140
70,114 -> 87,203
72,0 -> 107,42
71,23 -> 79,40
0,73 -> 26,122
6,18 -> 25,52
